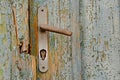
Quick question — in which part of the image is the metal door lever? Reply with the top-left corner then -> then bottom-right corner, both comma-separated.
40,24 -> 72,36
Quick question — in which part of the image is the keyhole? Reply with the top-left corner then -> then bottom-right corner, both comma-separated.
40,49 -> 46,60
42,66 -> 45,69
41,9 -> 44,12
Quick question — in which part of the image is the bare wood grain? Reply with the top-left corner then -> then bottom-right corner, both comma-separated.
31,55 -> 36,80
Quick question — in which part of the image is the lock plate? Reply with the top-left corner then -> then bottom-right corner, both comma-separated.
38,7 -> 48,72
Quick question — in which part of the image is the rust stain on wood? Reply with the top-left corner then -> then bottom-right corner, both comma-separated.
12,6 -> 19,46
31,55 -> 36,80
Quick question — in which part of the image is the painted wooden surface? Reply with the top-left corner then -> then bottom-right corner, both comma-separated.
0,0 -> 120,80
80,0 -> 120,80
0,0 -> 34,80
30,0 -> 80,80
30,0 -> 120,80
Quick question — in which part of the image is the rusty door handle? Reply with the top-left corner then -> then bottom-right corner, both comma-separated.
38,7 -> 72,73
40,24 -> 72,36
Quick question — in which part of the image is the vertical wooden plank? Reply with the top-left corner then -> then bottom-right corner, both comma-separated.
11,0 -> 36,80
80,0 -> 120,80
70,0 -> 81,80
10,0 -> 33,79
29,0 -> 40,79
0,1 -> 12,79
48,0 -> 73,80
30,0 -> 74,80
0,0 -> 35,80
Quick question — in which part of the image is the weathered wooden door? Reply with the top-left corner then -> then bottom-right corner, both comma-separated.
0,0 -> 120,80
30,0 -> 120,80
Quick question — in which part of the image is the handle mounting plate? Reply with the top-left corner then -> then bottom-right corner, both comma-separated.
38,7 -> 48,72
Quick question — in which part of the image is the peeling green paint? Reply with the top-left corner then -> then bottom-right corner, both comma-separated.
0,69 -> 3,75
0,24 -> 6,34
59,9 -> 69,14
